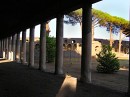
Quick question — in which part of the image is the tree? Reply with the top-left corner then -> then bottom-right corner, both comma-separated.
83,9 -> 129,48
64,8 -> 104,41
65,8 -> 129,53
106,16 -> 129,52
96,45 -> 120,73
93,12 -> 129,49
115,17 -> 129,54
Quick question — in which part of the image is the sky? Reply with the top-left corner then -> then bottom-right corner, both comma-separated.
24,0 -> 130,41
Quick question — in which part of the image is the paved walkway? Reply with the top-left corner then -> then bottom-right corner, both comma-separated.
0,59 -> 128,97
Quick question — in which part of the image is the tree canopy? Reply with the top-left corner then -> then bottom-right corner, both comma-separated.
65,8 -> 129,30
65,8 -> 129,48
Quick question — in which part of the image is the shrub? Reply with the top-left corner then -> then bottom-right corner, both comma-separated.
96,45 -> 120,73
35,36 -> 56,63
46,36 -> 56,62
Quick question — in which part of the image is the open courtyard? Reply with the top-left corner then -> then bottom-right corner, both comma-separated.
32,54 -> 129,93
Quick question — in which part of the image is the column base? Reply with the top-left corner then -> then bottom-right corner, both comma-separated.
22,62 -> 28,65
55,70 -> 64,75
17,62 -> 21,64
15,60 -> 21,63
28,63 -> 34,67
38,66 -> 46,72
80,76 -> 91,83
21,60 -> 28,65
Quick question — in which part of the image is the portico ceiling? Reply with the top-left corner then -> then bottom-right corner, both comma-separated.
0,0 -> 101,39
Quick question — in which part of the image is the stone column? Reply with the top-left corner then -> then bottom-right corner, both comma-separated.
8,37 -> 12,60
16,33 -> 20,63
55,15 -> 64,74
39,23 -> 46,71
80,3 -> 92,83
11,34 -> 16,61
5,38 -> 9,59
21,30 -> 27,64
2,39 -> 4,58
0,40 -> 2,57
128,37 -> 130,96
28,26 -> 35,67
3,39 -> 6,58
0,40 -> 2,51
0,40 -> 2,58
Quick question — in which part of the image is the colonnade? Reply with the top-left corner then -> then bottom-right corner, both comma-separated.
0,2 -> 129,95
0,2 -> 102,83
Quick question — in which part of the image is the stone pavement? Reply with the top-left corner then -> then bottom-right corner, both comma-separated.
0,59 -> 128,97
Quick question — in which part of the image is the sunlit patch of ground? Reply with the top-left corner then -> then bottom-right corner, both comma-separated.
56,75 -> 77,97
120,68 -> 129,71
0,58 -> 12,63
